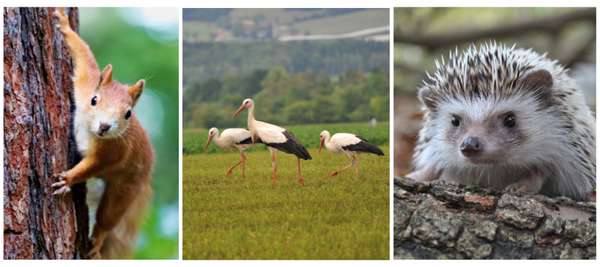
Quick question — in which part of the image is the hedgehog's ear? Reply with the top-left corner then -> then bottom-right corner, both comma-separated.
98,64 -> 113,89
128,79 -> 145,107
418,86 -> 438,110
518,69 -> 553,107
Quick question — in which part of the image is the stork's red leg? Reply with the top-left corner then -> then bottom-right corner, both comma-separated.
226,160 -> 243,177
241,151 -> 246,179
298,157 -> 304,187
329,158 -> 354,177
272,154 -> 276,187
354,155 -> 359,179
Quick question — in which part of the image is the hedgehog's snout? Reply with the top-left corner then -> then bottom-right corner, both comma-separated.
460,136 -> 482,157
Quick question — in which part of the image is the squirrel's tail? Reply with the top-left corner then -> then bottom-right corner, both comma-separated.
100,183 -> 153,259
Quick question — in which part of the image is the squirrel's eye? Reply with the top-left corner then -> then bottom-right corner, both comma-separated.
125,110 -> 131,120
451,115 -> 460,127
504,115 -> 516,128
91,96 -> 97,106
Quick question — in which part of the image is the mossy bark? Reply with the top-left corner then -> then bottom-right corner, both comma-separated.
4,7 -> 89,259
394,177 -> 596,259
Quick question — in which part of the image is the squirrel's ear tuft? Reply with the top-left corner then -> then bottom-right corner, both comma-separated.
128,79 -> 145,107
99,64 -> 113,89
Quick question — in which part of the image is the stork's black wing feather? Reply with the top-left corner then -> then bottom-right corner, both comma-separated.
342,135 -> 384,156
264,130 -> 312,160
237,136 -> 254,145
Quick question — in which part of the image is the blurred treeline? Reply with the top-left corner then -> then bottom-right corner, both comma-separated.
183,40 -> 389,87
183,65 -> 389,129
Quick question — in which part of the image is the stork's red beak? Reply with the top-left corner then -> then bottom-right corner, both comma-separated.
205,135 -> 213,150
319,138 -> 324,154
232,104 -> 246,119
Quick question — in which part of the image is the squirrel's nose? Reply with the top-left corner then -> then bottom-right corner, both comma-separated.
98,123 -> 111,135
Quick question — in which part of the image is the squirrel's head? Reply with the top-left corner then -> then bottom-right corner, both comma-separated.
83,64 -> 145,138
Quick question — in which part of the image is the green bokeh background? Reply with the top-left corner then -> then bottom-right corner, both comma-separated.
78,7 -> 179,259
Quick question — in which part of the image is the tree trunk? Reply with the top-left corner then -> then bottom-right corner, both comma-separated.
3,7 -> 89,259
394,177 -> 596,259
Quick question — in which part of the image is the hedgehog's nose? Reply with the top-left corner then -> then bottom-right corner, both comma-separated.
460,136 -> 482,157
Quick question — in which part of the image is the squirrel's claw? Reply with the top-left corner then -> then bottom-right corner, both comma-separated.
52,172 -> 71,196
53,7 -> 69,31
87,238 -> 102,259
52,7 -> 67,19
52,185 -> 71,196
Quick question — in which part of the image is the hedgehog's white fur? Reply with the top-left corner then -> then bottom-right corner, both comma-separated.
411,42 -> 596,201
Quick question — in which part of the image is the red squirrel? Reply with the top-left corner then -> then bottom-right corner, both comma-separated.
52,7 -> 155,259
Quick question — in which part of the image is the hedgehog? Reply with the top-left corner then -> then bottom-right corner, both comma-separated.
406,42 -> 596,201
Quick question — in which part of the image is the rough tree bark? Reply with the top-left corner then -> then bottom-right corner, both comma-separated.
3,7 -> 89,259
394,177 -> 596,259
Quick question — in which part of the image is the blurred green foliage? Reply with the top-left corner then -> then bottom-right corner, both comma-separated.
184,123 -> 389,155
183,66 -> 390,130
394,8 -> 596,95
79,7 -> 178,259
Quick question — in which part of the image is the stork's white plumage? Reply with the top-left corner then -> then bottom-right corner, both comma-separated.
233,99 -> 312,187
319,130 -> 384,178
205,127 -> 259,178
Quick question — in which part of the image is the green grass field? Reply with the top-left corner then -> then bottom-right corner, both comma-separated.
183,123 -> 389,259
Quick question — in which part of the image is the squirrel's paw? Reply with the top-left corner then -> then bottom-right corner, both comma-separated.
52,7 -> 69,31
87,238 -> 102,259
51,172 -> 71,196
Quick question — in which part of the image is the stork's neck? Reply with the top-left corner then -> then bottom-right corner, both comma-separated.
212,133 -> 221,146
324,134 -> 331,148
247,105 -> 256,128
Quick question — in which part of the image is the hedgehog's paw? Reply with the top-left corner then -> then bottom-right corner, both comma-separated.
586,189 -> 596,202
405,168 -> 439,182
505,183 -> 536,195
506,170 -> 545,195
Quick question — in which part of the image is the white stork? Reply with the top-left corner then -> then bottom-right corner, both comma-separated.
319,130 -> 384,178
232,99 -> 312,187
205,127 -> 259,179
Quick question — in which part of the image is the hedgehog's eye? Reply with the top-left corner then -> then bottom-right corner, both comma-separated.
124,110 -> 132,120
504,115 -> 516,128
451,115 -> 460,127
91,96 -> 97,106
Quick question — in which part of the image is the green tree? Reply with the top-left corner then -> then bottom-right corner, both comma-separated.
261,66 -> 290,98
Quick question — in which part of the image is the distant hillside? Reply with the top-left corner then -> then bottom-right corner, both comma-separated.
182,8 -> 233,22
182,8 -> 388,42
182,39 -> 389,87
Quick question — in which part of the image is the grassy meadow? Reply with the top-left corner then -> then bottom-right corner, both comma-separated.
182,123 -> 390,259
